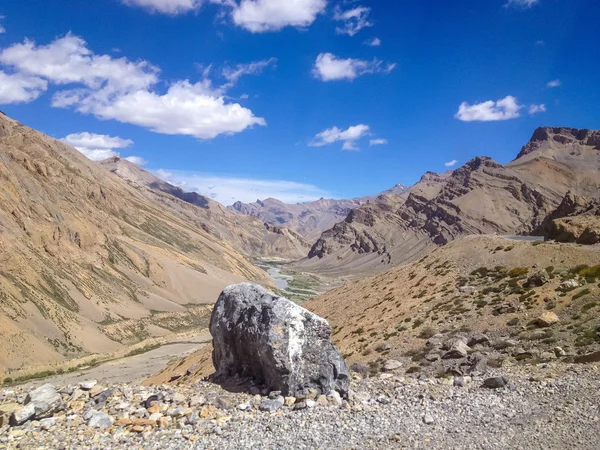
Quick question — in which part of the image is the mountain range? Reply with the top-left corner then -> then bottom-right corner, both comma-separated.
1,111 -> 599,374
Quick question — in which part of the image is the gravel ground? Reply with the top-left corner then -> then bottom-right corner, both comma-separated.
1,363 -> 599,450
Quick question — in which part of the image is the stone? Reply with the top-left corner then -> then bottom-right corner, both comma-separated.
87,411 -> 112,429
0,403 -> 20,427
210,283 -> 350,396
442,340 -> 470,359
159,416 -> 171,428
326,390 -> 342,407
89,384 -> 106,397
189,396 -> 205,407
259,400 -> 282,412
79,380 -> 97,391
284,396 -> 296,407
293,401 -> 307,411
560,279 -> 579,290
149,412 -> 163,421
483,377 -> 508,389
23,384 -> 62,420
145,395 -> 160,409
467,333 -> 491,348
316,395 -> 328,406
268,391 -> 282,399
382,359 -> 403,372
423,414 -> 435,425
537,311 -> 559,327
305,400 -> 316,409
554,347 -> 567,357
524,270 -> 549,288
376,396 -> 391,405
39,417 -> 57,430
215,396 -> 234,411
147,404 -> 161,414
10,403 -> 36,426
237,402 -> 251,411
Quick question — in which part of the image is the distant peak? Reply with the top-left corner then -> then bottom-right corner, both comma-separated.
516,126 -> 600,160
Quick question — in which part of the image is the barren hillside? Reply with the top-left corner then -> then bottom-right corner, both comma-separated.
100,157 -> 310,260
0,113 -> 271,372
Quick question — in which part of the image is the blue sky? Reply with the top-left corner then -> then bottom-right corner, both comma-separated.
0,0 -> 598,204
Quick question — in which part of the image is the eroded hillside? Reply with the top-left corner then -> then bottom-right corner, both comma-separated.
0,113 -> 271,372
299,127 -> 600,275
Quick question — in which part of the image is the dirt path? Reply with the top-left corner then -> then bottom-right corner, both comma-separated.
19,333 -> 211,390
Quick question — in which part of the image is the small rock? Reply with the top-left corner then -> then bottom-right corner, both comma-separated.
537,312 -> 559,328
10,403 -> 36,426
442,340 -> 470,359
89,384 -> 106,397
87,411 -> 112,429
376,396 -> 391,405
326,391 -> 342,407
284,397 -> 296,407
259,400 -> 282,412
79,380 -> 97,391
316,395 -> 329,406
39,417 -> 57,430
467,333 -> 490,348
554,347 -> 567,357
215,396 -> 234,411
268,391 -> 282,399
236,402 -> 251,411
483,377 -> 508,389
423,414 -> 435,425
293,401 -> 307,411
305,400 -> 316,409
382,359 -> 403,372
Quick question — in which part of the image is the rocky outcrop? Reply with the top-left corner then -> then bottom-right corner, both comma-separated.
516,127 -> 600,160
538,192 -> 600,244
209,284 -> 350,397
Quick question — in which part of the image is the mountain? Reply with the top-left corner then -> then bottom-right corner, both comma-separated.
0,112 -> 272,372
537,192 -> 600,244
228,185 -> 408,243
296,127 -> 600,276
100,157 -> 310,260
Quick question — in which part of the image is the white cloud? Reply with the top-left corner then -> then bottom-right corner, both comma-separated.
154,170 -> 331,205
364,37 -> 381,47
0,26 -> 4,35
547,79 -> 561,88
232,0 -> 327,33
505,0 -> 539,8
369,138 -> 387,146
528,104 -> 546,114
60,132 -> 146,162
0,34 -> 159,93
445,159 -> 458,167
61,132 -> 134,150
221,57 -> 276,87
0,70 -> 47,104
535,40 -> 545,46
312,53 -> 395,81
454,95 -> 523,122
122,0 -> 203,15
124,156 -> 149,165
310,124 -> 370,151
68,80 -> 266,139
333,5 -> 372,37
0,34 -> 265,139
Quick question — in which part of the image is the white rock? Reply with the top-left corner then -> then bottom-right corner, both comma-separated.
79,380 -> 98,391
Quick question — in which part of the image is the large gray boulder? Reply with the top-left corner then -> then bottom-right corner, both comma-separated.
210,283 -> 350,397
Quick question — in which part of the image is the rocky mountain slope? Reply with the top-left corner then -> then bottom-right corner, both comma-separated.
298,127 -> 600,276
228,184 -> 408,243
538,192 -> 600,244
100,157 -> 310,260
0,112 -> 271,372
